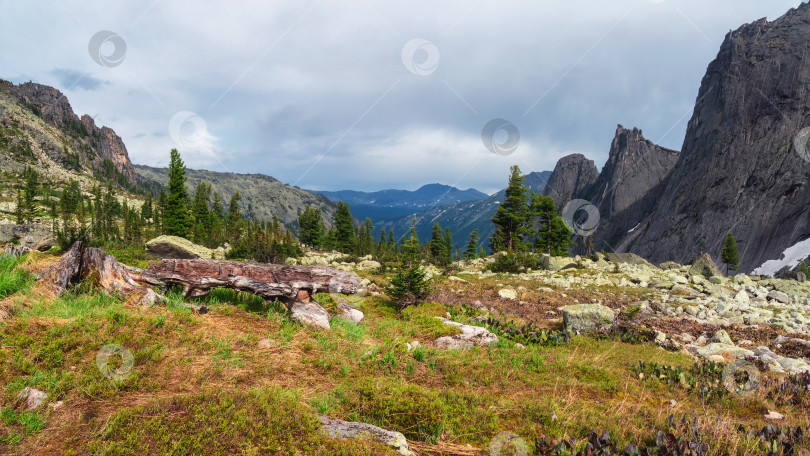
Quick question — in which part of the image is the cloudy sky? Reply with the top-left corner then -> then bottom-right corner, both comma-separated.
1,0 -> 803,194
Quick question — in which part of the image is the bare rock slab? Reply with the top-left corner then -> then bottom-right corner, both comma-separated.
319,415 -> 415,456
434,317 -> 498,349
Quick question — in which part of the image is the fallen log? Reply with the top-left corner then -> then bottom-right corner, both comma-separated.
141,259 -> 358,303
38,242 -> 152,298
39,243 -> 358,318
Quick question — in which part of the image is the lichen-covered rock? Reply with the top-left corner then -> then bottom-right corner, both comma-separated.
562,304 -> 615,333
498,288 -> 518,300
145,235 -> 214,260
0,223 -> 52,251
767,290 -> 790,304
319,415 -> 415,456
17,387 -> 47,410
434,317 -> 498,349
290,301 -> 330,330
336,298 -> 364,324
688,253 -> 723,279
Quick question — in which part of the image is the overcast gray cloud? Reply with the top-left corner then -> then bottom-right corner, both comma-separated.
0,0 -> 803,194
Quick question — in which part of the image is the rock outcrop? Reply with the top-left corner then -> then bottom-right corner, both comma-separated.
562,304 -> 615,333
145,235 -> 218,260
625,4 -> 810,272
9,82 -> 136,183
583,126 -> 679,252
542,153 -> 600,210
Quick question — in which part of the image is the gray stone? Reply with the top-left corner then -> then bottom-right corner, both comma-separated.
498,288 -> 518,300
319,415 -> 415,456
562,304 -> 615,333
336,299 -> 364,324
696,343 -> 754,360
145,235 -> 215,259
709,329 -> 733,345
0,223 -> 52,251
290,300 -> 331,330
767,290 -> 790,304
17,387 -> 47,410
434,317 -> 498,349
688,253 -> 723,279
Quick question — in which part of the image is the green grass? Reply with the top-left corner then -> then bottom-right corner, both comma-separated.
0,254 -> 34,299
22,291 -> 122,318
90,388 -> 393,455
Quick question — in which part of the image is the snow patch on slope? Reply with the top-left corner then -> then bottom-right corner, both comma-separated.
752,237 -> 810,276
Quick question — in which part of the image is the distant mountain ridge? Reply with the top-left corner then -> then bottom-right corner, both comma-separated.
377,171 -> 551,253
314,183 -> 488,222
135,165 -> 337,232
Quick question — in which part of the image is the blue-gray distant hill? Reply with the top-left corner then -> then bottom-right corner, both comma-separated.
376,171 -> 552,254
313,184 -> 488,221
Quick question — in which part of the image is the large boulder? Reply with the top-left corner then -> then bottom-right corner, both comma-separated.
289,300 -> 331,330
319,415 -> 415,456
562,304 -> 615,333
335,298 -> 364,324
539,254 -> 577,272
145,235 -> 218,259
688,252 -> 723,279
605,253 -> 655,268
0,223 -> 52,251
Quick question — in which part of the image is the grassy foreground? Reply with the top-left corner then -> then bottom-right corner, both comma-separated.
0,251 -> 807,455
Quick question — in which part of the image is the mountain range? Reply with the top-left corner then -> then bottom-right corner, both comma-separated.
313,184 -> 487,222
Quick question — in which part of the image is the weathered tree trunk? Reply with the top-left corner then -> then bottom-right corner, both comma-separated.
39,243 -> 358,317
38,242 -> 152,297
141,259 -> 358,304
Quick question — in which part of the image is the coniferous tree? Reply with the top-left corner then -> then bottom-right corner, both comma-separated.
442,228 -> 453,264
530,193 -> 573,256
800,261 -> 809,280
227,192 -> 243,239
429,222 -> 444,261
463,229 -> 480,260
721,233 -> 739,274
141,192 -> 153,223
333,201 -> 356,254
298,205 -> 325,248
163,149 -> 192,238
490,165 -> 530,252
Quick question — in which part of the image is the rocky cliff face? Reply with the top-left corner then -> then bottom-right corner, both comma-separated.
626,3 -> 810,272
8,81 -> 136,183
584,125 -> 679,251
542,153 -> 599,210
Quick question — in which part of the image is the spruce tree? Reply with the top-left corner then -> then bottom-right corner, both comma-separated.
490,165 -> 530,252
721,233 -> 739,274
464,229 -> 480,260
227,192 -> 243,239
531,193 -> 573,256
163,149 -> 192,238
333,201 -> 356,254
429,222 -> 444,261
298,205 -> 324,248
801,261 -> 809,278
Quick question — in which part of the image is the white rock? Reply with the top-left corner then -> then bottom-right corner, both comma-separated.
498,288 -> 519,300
17,387 -> 47,410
